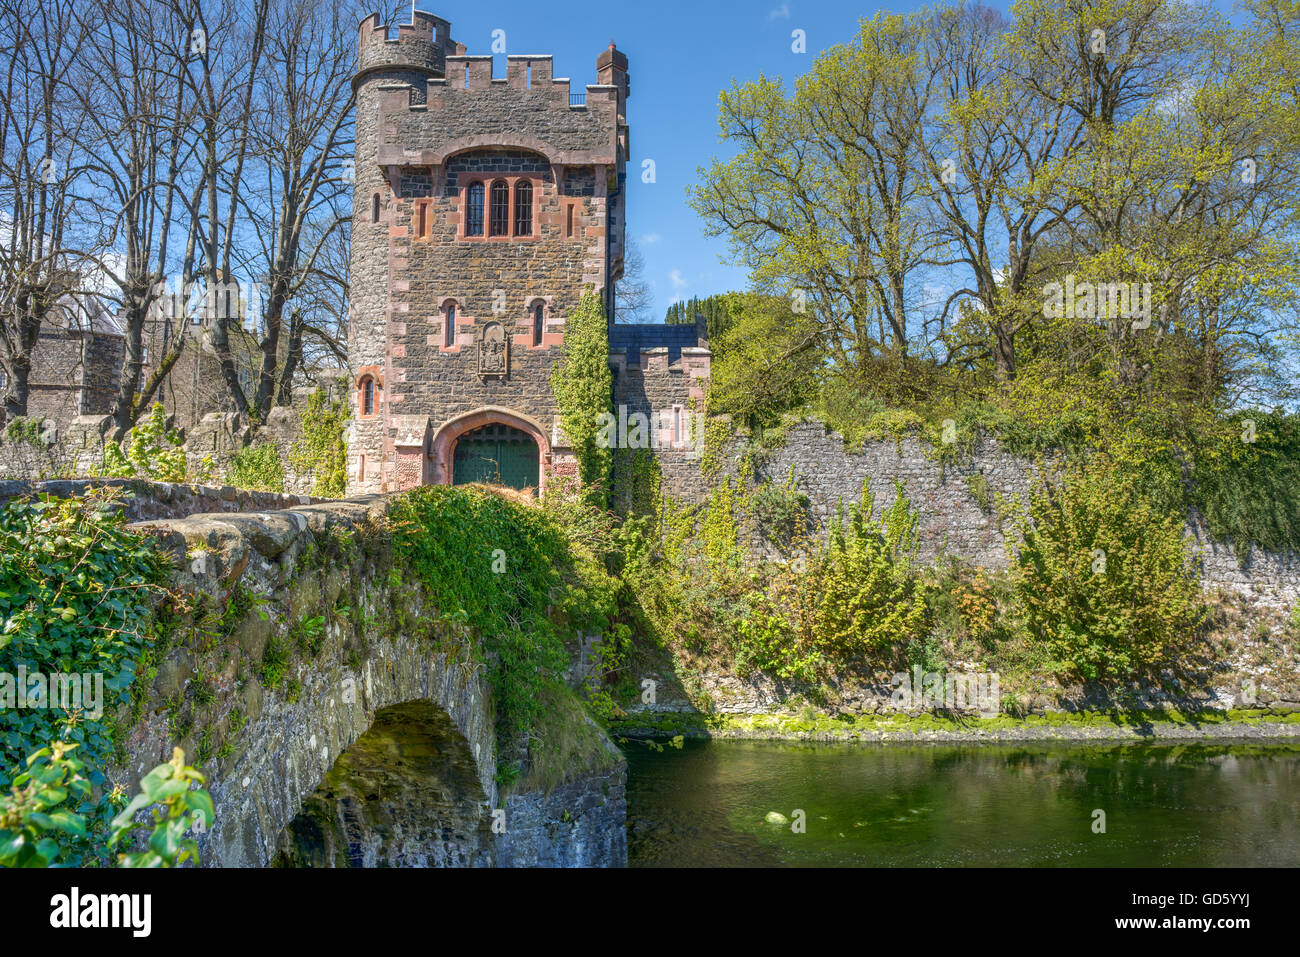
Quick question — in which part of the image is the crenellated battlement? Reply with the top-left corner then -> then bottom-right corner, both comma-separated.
355,10 -> 454,89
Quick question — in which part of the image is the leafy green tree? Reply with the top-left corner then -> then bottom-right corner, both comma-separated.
706,293 -> 822,429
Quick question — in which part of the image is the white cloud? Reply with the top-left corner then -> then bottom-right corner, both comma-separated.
769,3 -> 791,20
669,269 -> 687,290
641,232 -> 662,244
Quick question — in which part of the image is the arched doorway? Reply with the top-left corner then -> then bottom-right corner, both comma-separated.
452,423 -> 540,491
429,407 -> 552,495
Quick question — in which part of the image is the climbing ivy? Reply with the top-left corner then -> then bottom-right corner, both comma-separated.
551,289 -> 613,506
388,485 -> 616,762
0,490 -> 167,789
289,387 -> 348,498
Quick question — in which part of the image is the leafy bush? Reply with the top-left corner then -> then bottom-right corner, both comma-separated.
389,486 -> 585,756
108,746 -> 213,867
228,442 -> 285,492
750,467 -> 810,555
810,479 -> 931,658
0,491 -> 165,788
0,742 -> 212,867
733,585 -> 822,682
99,403 -> 187,481
1011,455 -> 1205,682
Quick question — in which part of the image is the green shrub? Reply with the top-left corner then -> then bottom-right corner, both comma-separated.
229,442 -> 285,493
1011,455 -> 1205,682
389,486 -> 583,757
0,492 -> 165,788
99,403 -> 187,481
750,467 -> 810,555
810,479 -> 931,658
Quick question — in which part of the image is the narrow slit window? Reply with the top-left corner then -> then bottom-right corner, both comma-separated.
489,180 -> 510,236
532,302 -> 544,346
465,183 -> 484,236
444,302 -> 456,347
358,454 -> 365,482
514,180 -> 532,236
361,378 -> 375,416
371,193 -> 381,223
565,203 -> 574,238
416,202 -> 427,237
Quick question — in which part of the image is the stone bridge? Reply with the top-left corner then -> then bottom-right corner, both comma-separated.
108,492 -> 625,867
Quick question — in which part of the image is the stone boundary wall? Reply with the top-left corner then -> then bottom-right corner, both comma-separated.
0,478 -> 320,523
720,419 -> 1300,605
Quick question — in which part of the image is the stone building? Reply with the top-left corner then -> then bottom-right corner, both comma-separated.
23,294 -> 125,425
346,10 -> 709,497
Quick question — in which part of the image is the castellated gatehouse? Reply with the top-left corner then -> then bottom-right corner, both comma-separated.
348,9 -> 710,497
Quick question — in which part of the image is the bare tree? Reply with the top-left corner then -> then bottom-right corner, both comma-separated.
614,237 -> 652,323
216,0 -> 361,422
71,0 -> 215,439
0,0 -> 90,421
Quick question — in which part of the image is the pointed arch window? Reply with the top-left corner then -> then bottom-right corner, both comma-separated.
465,182 -> 484,236
489,180 -> 510,236
514,180 -> 533,236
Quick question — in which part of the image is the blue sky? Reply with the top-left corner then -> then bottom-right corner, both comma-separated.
426,0 -> 1240,323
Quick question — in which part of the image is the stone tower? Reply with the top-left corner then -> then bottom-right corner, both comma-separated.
347,9 -> 630,495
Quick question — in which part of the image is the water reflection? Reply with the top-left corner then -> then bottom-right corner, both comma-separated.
624,739 -> 1300,867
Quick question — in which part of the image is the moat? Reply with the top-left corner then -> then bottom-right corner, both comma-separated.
624,739 -> 1300,867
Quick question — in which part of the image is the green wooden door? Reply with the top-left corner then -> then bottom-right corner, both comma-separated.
452,424 -> 539,491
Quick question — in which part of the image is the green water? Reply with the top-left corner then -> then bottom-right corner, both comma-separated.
624,738 -> 1300,866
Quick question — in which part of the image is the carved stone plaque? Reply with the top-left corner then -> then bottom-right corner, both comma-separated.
478,321 -> 509,379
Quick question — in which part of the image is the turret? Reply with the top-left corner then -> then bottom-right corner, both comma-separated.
354,10 -> 453,92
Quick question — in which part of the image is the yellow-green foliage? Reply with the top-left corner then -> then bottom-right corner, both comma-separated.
1011,455 -> 1206,682
99,403 -> 187,482
228,442 -> 285,493
289,388 -> 348,498
811,479 -> 931,656
700,476 -> 742,567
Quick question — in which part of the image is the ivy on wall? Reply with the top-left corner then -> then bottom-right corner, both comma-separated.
551,289 -> 613,506
289,387 -> 348,498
